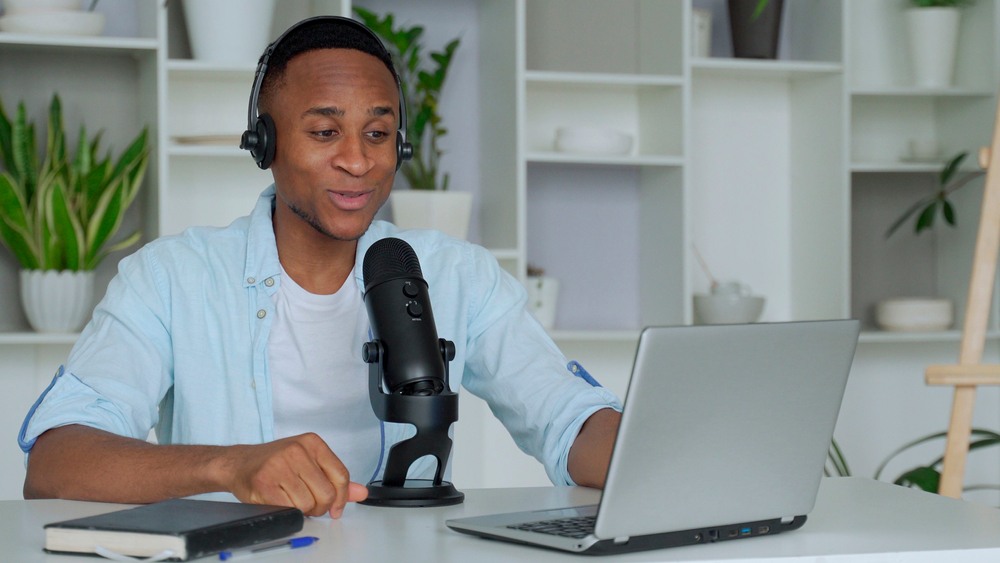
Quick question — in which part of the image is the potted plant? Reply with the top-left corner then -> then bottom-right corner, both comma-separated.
353,7 -> 471,239
905,0 -> 973,88
874,428 -> 1000,496
728,0 -> 785,59
0,94 -> 148,332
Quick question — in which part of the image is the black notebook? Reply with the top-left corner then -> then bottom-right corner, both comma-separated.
43,498 -> 304,561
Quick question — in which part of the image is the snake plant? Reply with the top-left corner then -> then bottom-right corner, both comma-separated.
0,94 -> 148,271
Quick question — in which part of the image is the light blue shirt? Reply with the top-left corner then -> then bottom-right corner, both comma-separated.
19,186 -> 621,486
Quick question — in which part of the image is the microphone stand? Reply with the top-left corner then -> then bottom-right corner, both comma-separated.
360,338 -> 464,507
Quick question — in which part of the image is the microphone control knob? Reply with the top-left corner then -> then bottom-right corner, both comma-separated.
402,282 -> 419,298
362,341 -> 380,363
406,301 -> 424,318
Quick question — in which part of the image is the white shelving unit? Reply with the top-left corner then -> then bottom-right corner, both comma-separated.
1,0 -> 999,496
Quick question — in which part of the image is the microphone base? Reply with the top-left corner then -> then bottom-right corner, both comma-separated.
361,479 -> 465,507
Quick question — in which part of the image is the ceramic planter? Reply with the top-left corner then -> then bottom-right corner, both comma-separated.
182,0 -> 276,64
389,191 -> 473,240
905,7 -> 961,89
20,270 -> 95,333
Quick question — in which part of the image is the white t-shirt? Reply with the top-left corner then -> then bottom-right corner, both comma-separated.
268,266 -> 381,483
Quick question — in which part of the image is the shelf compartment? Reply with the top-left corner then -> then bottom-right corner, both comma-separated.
526,163 -> 684,331
524,0 -> 683,76
850,172 -> 993,332
851,96 -> 996,167
849,0 -> 997,93
524,81 -> 684,159
691,58 -> 842,79
166,69 -> 252,141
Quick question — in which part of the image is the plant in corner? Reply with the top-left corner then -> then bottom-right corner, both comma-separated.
0,94 -> 148,332
353,7 -> 460,192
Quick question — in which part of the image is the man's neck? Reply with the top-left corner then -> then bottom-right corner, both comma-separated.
272,206 -> 358,295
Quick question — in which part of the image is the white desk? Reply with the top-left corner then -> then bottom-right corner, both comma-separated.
4,478 -> 1000,562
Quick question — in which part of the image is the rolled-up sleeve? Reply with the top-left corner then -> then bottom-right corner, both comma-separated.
459,245 -> 622,485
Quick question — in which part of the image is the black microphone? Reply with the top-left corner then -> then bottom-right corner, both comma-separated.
362,238 -> 446,396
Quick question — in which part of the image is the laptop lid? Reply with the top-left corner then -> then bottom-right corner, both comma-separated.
595,320 -> 859,539
446,320 -> 860,554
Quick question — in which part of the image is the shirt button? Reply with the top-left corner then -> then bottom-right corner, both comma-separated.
264,277 -> 274,287
247,276 -> 256,284
256,309 -> 266,319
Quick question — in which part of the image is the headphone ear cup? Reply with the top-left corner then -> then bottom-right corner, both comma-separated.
253,114 -> 277,170
396,131 -> 413,171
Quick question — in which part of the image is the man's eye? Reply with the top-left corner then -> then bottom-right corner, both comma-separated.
368,130 -> 389,140
314,130 -> 335,138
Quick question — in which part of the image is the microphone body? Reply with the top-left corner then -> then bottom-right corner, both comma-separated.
362,238 -> 446,396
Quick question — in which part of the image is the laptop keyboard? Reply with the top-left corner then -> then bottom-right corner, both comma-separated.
507,515 -> 596,539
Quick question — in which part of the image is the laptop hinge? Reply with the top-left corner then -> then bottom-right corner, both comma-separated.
780,516 -> 795,524
613,536 -> 630,545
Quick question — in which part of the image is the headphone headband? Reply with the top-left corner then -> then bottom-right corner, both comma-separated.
240,16 -> 413,170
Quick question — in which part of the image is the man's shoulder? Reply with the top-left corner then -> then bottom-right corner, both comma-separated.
128,216 -> 252,270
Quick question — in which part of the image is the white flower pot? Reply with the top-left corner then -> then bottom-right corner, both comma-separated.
526,276 -> 559,330
181,0 -> 276,64
389,191 -> 473,240
905,7 -> 961,89
20,270 -> 95,333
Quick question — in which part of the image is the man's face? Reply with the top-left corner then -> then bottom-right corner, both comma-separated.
268,48 -> 399,242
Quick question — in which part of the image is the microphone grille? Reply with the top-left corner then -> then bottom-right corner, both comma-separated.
363,238 -> 423,289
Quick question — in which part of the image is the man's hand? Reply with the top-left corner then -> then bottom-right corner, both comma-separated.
25,425 -> 367,519
220,433 -> 368,518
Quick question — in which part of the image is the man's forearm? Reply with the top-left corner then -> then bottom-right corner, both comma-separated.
567,408 -> 622,489
24,424 -> 232,503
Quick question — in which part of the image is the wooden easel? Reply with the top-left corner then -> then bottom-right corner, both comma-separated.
925,95 -> 1000,499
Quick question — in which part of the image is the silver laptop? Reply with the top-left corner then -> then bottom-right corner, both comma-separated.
446,320 -> 860,555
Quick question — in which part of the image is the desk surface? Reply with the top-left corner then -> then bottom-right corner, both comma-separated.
4,477 -> 1000,562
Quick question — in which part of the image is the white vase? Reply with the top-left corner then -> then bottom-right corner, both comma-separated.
526,276 -> 559,330
905,7 -> 961,89
20,270 -> 95,333
389,191 -> 473,240
181,0 -> 276,64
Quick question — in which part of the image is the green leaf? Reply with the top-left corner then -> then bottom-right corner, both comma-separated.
45,180 -> 84,270
0,98 -> 15,175
0,172 -> 39,268
895,466 -> 940,493
940,151 -> 967,186
915,201 -> 938,233
942,199 -> 956,226
84,176 -> 126,267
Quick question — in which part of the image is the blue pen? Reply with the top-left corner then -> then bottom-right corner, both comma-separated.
218,536 -> 319,561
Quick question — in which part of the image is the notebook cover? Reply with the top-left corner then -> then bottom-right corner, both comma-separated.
44,498 -> 304,560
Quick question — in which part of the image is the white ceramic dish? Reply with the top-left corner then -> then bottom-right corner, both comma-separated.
693,293 -> 765,325
554,126 -> 633,156
876,298 -> 953,332
0,11 -> 104,36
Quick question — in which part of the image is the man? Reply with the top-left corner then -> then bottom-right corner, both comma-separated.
19,17 -> 621,519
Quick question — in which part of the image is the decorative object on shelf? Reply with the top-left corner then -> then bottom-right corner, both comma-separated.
692,244 -> 764,324
553,126 -> 633,156
0,0 -> 104,36
387,189 -> 472,240
353,8 -> 469,238
525,265 -> 559,330
875,298 -> 954,332
886,151 -> 985,237
727,0 -> 784,59
692,8 -> 712,58
181,0 -> 276,64
692,282 -> 766,325
0,94 -> 148,332
904,0 -> 971,89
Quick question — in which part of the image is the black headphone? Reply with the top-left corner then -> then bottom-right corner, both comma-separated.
239,15 -> 414,171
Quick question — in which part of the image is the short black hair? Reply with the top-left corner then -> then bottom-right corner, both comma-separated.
258,17 -> 399,114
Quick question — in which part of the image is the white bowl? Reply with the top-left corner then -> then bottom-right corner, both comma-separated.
554,126 -> 633,156
693,293 -> 765,325
0,10 -> 104,36
2,0 -> 83,16
876,298 -> 953,332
